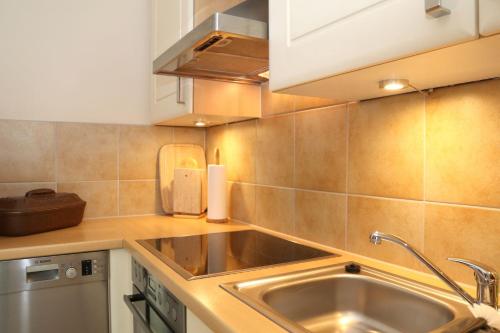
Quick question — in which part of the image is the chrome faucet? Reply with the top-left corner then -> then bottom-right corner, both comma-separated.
369,231 -> 498,309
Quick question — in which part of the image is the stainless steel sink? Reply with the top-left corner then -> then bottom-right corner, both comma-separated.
221,263 -> 472,333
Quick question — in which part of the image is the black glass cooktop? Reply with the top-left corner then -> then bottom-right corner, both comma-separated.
138,230 -> 337,280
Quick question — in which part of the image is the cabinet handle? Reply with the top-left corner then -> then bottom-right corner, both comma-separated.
425,0 -> 451,18
123,294 -> 154,333
176,77 -> 185,104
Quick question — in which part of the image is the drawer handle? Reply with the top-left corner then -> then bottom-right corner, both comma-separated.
123,293 -> 154,333
425,0 -> 451,18
176,77 -> 185,104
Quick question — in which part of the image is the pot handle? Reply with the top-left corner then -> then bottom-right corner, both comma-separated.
25,188 -> 56,197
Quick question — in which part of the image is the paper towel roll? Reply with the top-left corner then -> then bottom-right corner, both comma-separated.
207,164 -> 227,223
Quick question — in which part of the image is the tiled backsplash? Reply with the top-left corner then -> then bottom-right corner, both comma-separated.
207,79 -> 500,285
0,121 -> 205,218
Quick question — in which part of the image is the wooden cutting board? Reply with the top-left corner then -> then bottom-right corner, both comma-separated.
158,144 -> 207,215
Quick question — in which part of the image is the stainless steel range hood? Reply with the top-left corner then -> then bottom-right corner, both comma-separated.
153,0 -> 268,85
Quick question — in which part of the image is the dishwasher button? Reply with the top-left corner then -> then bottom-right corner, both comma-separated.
65,267 -> 77,279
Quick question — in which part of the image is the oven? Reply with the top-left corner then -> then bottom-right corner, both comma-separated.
124,258 -> 186,333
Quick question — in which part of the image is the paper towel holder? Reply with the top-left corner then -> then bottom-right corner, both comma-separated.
207,164 -> 228,224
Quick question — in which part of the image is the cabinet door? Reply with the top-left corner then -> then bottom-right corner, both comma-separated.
151,0 -> 194,123
479,0 -> 500,36
109,249 -> 133,333
186,309 -> 214,333
270,0 -> 478,91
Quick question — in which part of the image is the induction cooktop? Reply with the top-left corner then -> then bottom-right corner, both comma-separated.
138,230 -> 337,280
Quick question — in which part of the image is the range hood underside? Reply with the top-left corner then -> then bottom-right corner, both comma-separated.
153,12 -> 269,85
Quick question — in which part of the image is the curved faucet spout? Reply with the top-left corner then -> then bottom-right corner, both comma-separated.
369,231 -> 477,306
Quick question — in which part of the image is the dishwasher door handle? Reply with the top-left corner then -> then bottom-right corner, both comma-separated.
123,293 -> 154,333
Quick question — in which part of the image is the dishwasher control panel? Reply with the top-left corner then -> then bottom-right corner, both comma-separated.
58,255 -> 106,281
0,251 -> 108,294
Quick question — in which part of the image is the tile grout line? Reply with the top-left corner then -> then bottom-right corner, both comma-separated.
230,180 -> 500,213
424,200 -> 500,212
116,126 -> 121,217
253,120 -> 258,226
292,111 -> 296,235
349,192 -> 500,212
0,182 -> 57,186
254,120 -> 257,187
2,178 -> 196,184
53,122 -> 59,192
345,104 -> 351,250
50,179 -> 159,184
240,181 -> 347,197
422,94 -> 427,254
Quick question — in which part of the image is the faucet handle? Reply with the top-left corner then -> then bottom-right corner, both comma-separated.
448,258 -> 497,284
448,257 -> 498,309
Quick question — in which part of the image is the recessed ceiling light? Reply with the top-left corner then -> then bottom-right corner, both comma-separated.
379,79 -> 410,91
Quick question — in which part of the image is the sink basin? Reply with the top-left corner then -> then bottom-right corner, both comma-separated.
221,263 -> 472,333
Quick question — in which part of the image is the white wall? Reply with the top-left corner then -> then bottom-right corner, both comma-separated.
0,0 -> 151,124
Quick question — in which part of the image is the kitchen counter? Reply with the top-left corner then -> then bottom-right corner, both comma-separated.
0,215 -> 477,333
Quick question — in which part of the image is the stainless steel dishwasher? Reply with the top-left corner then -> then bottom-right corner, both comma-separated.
0,251 -> 109,333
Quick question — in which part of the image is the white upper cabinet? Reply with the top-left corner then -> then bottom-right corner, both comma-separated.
479,0 -> 500,36
270,0 -> 478,92
151,0 -> 194,124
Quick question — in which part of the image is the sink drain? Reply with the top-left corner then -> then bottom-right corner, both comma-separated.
345,263 -> 361,274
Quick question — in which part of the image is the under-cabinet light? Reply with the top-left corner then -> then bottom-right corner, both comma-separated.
379,79 -> 410,91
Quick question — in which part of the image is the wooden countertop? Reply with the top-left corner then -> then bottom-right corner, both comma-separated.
0,215 -> 476,333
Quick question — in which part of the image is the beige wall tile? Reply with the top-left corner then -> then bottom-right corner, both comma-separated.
58,181 -> 118,218
228,182 -> 255,223
0,183 -> 56,198
57,123 -> 118,181
348,93 -> 424,200
0,120 -> 55,182
426,80 -> 500,208
119,125 -> 173,180
255,186 -> 294,234
226,120 -> 256,183
206,125 -> 227,165
424,203 -> 500,285
173,127 -> 206,148
256,115 -> 294,187
261,83 -> 295,116
295,105 -> 347,192
295,190 -> 346,249
347,196 -> 424,270
119,180 -> 162,216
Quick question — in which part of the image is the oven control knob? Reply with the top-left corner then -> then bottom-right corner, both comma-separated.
66,267 -> 77,279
